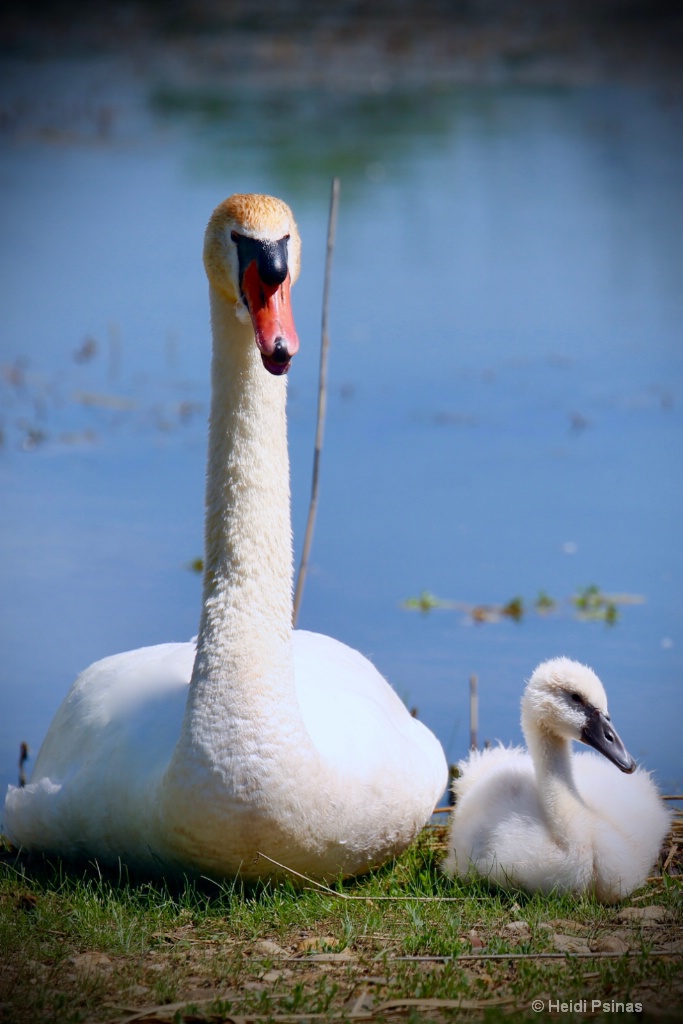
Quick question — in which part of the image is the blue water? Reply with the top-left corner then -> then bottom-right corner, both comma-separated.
1,58 -> 682,815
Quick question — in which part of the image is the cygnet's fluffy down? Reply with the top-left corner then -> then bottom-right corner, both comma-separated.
443,657 -> 670,902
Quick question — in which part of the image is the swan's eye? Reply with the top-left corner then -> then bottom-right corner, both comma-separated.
570,693 -> 583,704
230,230 -> 241,243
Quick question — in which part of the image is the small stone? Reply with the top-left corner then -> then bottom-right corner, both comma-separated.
659,939 -> 683,953
299,935 -> 337,952
548,919 -> 589,935
552,933 -> 591,954
590,934 -> 630,953
466,929 -> 484,949
615,906 -> 669,924
345,991 -> 375,1014
69,953 -> 112,973
501,921 -> 531,938
308,950 -> 355,962
127,984 -> 150,997
255,939 -> 289,957
261,969 -> 285,983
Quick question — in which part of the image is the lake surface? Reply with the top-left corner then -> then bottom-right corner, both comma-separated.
1,53 -> 682,813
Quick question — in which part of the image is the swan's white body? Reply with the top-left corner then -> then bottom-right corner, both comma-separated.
4,194 -> 447,880
443,658 -> 669,902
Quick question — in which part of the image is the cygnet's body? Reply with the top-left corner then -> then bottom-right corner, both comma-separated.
443,657 -> 669,902
4,194 -> 447,880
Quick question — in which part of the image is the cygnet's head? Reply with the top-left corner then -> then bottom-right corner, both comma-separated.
203,194 -> 302,375
521,657 -> 636,773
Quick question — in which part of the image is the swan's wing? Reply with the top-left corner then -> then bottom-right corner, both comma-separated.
445,747 -> 539,876
572,752 -> 671,896
30,642 -> 194,780
573,753 -> 671,845
444,746 -> 591,894
3,642 -> 194,856
452,745 -> 529,801
292,630 -> 447,802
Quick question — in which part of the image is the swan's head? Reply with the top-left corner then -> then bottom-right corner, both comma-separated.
521,657 -> 636,773
203,194 -> 301,375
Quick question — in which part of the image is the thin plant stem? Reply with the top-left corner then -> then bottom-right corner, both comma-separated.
293,177 -> 340,626
469,673 -> 478,750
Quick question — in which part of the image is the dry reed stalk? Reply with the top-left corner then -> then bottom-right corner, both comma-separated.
254,851 -> 476,900
292,177 -> 340,627
392,950 -> 682,962
469,673 -> 478,750
662,844 -> 678,872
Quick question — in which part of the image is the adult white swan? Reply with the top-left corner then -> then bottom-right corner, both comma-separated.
4,194 -> 447,880
443,657 -> 669,902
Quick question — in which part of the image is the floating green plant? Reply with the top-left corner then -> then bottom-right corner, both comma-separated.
534,590 -> 556,613
403,586 -> 644,626
402,591 -> 449,613
501,596 -> 524,621
572,584 -> 620,623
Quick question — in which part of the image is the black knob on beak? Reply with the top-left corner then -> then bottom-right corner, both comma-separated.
233,232 -> 289,289
271,338 -> 289,364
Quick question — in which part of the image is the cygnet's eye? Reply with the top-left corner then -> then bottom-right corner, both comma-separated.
570,693 -> 584,705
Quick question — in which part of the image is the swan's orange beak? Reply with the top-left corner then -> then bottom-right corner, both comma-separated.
241,261 -> 299,376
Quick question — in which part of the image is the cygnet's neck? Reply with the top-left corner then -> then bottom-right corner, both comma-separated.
523,713 -> 584,846
179,285 -> 299,748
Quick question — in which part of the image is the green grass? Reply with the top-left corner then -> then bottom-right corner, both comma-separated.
1,826 -> 681,1023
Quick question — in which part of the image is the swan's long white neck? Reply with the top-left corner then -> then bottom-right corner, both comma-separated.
524,719 -> 583,846
175,285 -> 301,760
